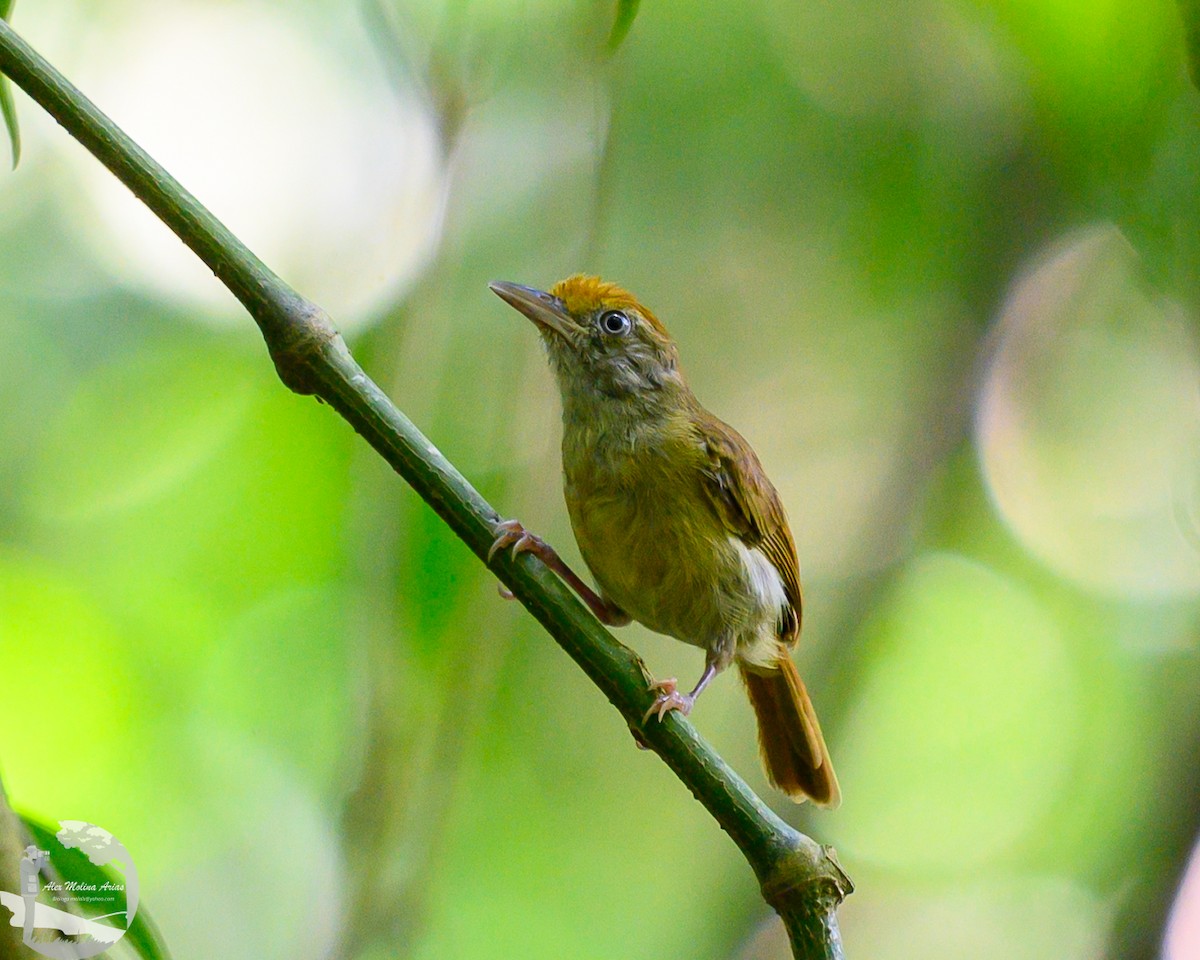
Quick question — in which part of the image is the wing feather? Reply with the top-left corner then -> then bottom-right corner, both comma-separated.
694,412 -> 803,644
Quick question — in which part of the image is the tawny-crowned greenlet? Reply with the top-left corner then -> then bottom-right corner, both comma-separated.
488,275 -> 839,807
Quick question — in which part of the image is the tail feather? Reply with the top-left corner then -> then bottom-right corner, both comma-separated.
739,655 -> 840,807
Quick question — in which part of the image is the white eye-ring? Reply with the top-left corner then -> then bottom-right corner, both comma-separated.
600,310 -> 631,335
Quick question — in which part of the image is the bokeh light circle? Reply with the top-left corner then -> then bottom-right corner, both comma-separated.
54,1 -> 445,328
834,552 -> 1080,872
976,224 -> 1200,599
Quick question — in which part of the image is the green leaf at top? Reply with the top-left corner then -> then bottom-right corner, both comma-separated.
20,816 -> 175,960
607,0 -> 641,53
0,0 -> 19,168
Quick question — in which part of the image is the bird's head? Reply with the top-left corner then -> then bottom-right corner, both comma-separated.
489,275 -> 685,408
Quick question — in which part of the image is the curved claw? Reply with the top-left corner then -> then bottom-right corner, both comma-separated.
643,678 -> 694,724
490,517 -> 552,565
488,519 -> 525,563
490,520 -> 526,601
511,532 -> 548,557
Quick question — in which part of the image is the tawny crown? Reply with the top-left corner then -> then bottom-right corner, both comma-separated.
550,275 -> 670,337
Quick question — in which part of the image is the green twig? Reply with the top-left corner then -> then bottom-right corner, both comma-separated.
0,0 -> 18,167
0,19 -> 852,958
608,0 -> 642,53
1181,0 -> 1200,90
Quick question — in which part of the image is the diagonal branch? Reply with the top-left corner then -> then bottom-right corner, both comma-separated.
0,20 -> 852,958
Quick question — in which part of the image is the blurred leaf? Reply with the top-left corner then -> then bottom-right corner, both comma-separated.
0,0 -> 18,168
607,0 -> 641,51
21,816 -> 174,960
199,585 -> 354,799
0,557 -> 135,811
1182,0 -> 1200,89
29,343 -> 256,521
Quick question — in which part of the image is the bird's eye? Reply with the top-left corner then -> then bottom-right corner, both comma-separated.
600,310 -> 631,335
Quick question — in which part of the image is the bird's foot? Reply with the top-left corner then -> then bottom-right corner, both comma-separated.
643,678 -> 695,723
489,519 -> 550,601
488,518 -> 632,627
488,518 -> 549,562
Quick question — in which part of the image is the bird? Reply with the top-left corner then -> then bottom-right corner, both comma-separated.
487,275 -> 839,807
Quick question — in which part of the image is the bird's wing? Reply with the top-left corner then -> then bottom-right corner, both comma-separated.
694,412 -> 803,644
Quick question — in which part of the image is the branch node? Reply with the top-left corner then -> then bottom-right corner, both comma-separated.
759,842 -> 854,918
263,298 -> 340,396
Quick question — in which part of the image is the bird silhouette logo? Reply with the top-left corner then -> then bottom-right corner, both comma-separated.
1,821 -> 138,959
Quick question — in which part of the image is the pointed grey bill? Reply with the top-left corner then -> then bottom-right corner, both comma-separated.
488,281 -> 579,340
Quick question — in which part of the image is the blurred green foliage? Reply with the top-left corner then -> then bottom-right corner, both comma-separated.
2,1 -> 1200,959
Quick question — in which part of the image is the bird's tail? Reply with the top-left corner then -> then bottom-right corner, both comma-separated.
739,655 -> 841,807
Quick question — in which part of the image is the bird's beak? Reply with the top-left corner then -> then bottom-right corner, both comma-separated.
489,281 -> 578,340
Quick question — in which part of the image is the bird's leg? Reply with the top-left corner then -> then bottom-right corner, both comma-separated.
488,519 -> 632,626
643,654 -> 723,724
